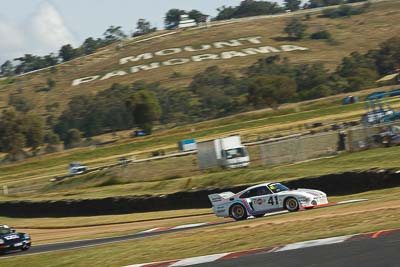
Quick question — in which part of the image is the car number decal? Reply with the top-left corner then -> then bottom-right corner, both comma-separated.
4,235 -> 19,240
268,196 -> 279,205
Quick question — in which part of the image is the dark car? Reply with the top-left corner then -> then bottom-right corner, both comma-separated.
0,225 -> 31,253
373,125 -> 400,147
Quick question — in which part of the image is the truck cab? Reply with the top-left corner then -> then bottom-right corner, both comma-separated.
221,146 -> 250,168
197,135 -> 250,169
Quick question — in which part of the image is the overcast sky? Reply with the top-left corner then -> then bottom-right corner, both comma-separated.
0,0 -> 292,64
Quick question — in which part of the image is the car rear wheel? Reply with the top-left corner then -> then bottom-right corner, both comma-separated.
230,204 -> 247,221
285,197 -> 299,212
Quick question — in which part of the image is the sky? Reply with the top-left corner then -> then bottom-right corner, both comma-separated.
0,0 -> 291,64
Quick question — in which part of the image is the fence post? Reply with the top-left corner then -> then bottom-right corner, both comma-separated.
347,129 -> 353,152
2,185 -> 8,196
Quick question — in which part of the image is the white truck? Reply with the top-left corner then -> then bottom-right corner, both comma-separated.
197,135 -> 250,169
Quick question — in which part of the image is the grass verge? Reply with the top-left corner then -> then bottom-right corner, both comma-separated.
1,187 -> 399,266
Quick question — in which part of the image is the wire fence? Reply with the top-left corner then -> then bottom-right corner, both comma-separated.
260,131 -> 339,165
259,121 -> 400,166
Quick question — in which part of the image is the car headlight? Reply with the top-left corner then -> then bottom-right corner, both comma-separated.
23,234 -> 30,239
0,239 -> 4,244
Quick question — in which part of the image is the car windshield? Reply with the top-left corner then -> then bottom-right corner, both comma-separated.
267,183 -> 289,193
224,147 -> 247,159
0,226 -> 11,235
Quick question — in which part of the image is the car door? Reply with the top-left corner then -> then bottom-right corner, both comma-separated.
247,186 -> 276,213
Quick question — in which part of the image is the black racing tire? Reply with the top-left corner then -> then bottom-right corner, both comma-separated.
230,204 -> 248,221
253,214 -> 265,218
284,197 -> 300,212
21,244 -> 30,251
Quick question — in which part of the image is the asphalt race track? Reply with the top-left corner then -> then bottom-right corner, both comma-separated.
0,219 -> 232,258
201,231 -> 400,267
0,199 -> 368,259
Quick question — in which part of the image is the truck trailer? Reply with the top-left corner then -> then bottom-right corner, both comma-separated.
197,135 -> 250,169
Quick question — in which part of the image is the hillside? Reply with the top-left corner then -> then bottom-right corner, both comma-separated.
0,0 -> 399,116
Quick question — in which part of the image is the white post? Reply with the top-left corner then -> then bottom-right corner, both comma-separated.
3,185 -> 8,196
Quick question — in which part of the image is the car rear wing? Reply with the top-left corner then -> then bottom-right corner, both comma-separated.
208,192 -> 235,206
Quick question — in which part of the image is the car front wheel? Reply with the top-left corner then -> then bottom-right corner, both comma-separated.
21,244 -> 30,251
285,197 -> 299,212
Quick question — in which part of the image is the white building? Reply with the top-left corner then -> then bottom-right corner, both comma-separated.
178,14 -> 197,29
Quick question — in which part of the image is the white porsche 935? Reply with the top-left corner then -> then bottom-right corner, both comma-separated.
208,182 -> 328,220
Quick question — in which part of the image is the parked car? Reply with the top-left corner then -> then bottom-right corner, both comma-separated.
373,125 -> 400,147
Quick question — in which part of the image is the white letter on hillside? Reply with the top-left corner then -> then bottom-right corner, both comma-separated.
130,63 -> 161,73
280,45 -> 309,52
213,39 -> 243,49
221,51 -> 248,59
119,53 -> 153,64
239,36 -> 263,44
184,44 -> 212,52
242,46 -> 281,55
155,48 -> 182,56
192,54 -> 220,62
100,70 -> 128,81
163,58 -> 190,66
72,75 -> 100,86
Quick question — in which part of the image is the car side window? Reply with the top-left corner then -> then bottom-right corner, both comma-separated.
240,186 -> 271,198
256,186 -> 271,196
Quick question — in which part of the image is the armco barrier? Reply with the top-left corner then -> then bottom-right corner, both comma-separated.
0,169 -> 399,217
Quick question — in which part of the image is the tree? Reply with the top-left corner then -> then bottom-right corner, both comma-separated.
309,0 -> 344,8
43,53 -> 59,66
22,115 -> 44,150
59,44 -> 81,62
215,1 -> 282,20
0,60 -> 14,76
248,75 -> 296,109
8,95 -> 34,113
103,26 -> 127,44
284,18 -> 308,40
127,90 -> 161,133
14,54 -> 49,74
284,0 -> 302,11
188,10 -> 208,23
215,6 -> 237,20
82,37 -> 101,55
44,131 -> 60,145
133,19 -> 156,37
164,9 -> 186,28
374,37 -> 400,75
64,128 -> 82,148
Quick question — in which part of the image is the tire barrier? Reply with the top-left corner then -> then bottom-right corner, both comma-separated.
1,169 -> 399,217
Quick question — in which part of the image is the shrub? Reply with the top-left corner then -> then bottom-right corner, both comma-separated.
311,30 -> 332,39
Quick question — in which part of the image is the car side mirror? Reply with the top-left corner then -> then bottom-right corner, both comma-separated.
11,229 -> 16,233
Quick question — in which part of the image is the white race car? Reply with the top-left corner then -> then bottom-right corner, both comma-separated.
208,182 -> 328,220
